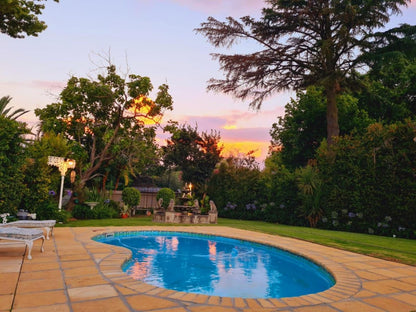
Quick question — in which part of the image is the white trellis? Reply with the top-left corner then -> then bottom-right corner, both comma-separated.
47,156 -> 76,210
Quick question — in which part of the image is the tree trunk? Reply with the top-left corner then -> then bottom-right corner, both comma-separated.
325,83 -> 340,146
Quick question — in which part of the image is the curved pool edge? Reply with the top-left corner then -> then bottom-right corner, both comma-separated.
85,226 -> 361,307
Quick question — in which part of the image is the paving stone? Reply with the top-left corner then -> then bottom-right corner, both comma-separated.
68,284 -> 118,301
293,305 -> 339,312
363,296 -> 415,312
126,294 -> 180,310
71,297 -> 130,312
189,306 -> 238,312
13,290 -> 67,309
12,303 -> 71,312
0,294 -> 13,310
330,300 -> 386,312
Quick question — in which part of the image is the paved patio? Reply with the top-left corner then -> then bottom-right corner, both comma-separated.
0,226 -> 416,312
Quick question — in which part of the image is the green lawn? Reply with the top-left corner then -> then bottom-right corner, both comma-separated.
60,216 -> 416,266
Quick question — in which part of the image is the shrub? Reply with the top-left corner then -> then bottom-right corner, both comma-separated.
36,201 -> 70,223
94,205 -> 118,219
72,204 -> 96,220
156,188 -> 175,209
122,187 -> 141,207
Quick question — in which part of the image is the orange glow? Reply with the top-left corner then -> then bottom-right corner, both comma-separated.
208,241 -> 217,261
128,95 -> 161,125
220,140 -> 269,160
129,260 -> 151,280
223,124 -> 237,130
61,116 -> 94,135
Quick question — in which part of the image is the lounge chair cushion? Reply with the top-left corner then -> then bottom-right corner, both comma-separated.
0,227 -> 44,240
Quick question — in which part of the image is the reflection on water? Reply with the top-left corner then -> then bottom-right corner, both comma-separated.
100,232 -> 334,298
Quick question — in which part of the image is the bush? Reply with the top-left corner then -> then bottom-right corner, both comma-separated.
36,201 -> 69,223
122,187 -> 141,207
156,188 -> 175,209
94,205 -> 118,219
72,204 -> 96,220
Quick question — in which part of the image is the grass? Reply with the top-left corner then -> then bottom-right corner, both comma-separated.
59,216 -> 416,266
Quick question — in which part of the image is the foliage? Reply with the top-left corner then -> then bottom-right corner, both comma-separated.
156,188 -> 176,209
162,124 -> 222,196
196,0 -> 409,144
355,25 -> 416,123
261,152 -> 302,225
270,87 -> 373,169
122,187 -> 141,207
207,154 -> 266,220
71,199 -> 118,220
85,187 -> 103,202
0,96 -> 29,120
20,133 -> 71,213
72,204 -> 96,220
36,201 -> 69,223
317,120 -> 416,238
0,0 -> 59,38
154,170 -> 184,191
0,117 -> 29,214
35,64 -> 173,189
295,166 -> 323,227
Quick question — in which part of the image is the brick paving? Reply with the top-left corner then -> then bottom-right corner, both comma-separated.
0,226 -> 415,311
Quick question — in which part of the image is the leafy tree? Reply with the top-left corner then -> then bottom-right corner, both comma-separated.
270,87 -> 372,168
0,95 -> 29,120
20,133 -> 70,213
35,65 -> 173,189
0,0 -> 59,38
162,124 -> 222,196
196,0 -> 409,145
0,116 -> 29,214
356,24 -> 416,122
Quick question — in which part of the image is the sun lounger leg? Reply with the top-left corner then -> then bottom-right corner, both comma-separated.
26,240 -> 33,260
40,236 -> 45,253
44,227 -> 51,240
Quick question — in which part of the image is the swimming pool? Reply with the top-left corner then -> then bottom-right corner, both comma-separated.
94,231 -> 335,298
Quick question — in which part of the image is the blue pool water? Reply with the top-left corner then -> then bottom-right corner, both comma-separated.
94,231 -> 334,298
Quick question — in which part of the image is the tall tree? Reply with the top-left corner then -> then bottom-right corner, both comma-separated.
356,24 -> 416,122
0,0 -> 59,38
163,124 -> 223,195
0,116 -> 29,213
270,87 -> 372,169
36,65 -> 173,188
196,0 -> 409,145
0,95 -> 29,120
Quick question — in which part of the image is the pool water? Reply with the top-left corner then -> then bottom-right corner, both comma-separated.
94,231 -> 334,298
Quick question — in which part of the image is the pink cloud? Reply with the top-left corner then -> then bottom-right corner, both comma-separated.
166,0 -> 265,15
32,80 -> 66,91
0,80 -> 66,91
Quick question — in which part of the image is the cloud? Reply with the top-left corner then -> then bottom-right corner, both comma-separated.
0,80 -> 66,91
166,0 -> 266,15
32,80 -> 66,90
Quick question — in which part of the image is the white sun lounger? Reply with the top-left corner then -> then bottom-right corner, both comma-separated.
0,227 -> 45,259
1,220 -> 56,240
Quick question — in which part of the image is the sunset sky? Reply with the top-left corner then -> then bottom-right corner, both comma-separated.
2,0 -> 416,163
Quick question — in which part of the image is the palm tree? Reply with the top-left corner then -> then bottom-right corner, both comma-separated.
0,96 -> 29,120
296,165 -> 323,228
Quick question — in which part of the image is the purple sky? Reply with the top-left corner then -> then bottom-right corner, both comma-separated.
2,0 -> 415,163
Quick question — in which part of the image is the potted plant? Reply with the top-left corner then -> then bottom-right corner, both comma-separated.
120,204 -> 129,218
121,187 -> 141,218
